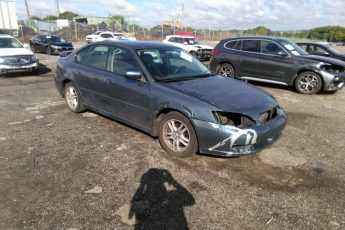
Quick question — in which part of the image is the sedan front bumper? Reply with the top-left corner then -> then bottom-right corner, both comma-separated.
0,62 -> 39,75
192,111 -> 288,157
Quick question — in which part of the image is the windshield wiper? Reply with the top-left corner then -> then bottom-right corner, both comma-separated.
159,73 -> 214,83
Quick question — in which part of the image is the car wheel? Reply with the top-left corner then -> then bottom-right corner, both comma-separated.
47,46 -> 52,55
158,112 -> 198,158
31,68 -> 39,75
217,63 -> 235,78
64,82 -> 85,113
295,71 -> 322,94
30,42 -> 36,52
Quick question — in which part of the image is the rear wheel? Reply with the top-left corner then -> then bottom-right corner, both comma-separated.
64,82 -> 85,113
217,63 -> 235,78
295,71 -> 322,94
47,46 -> 52,55
158,112 -> 198,158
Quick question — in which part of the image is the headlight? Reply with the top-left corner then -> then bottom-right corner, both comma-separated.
319,63 -> 344,73
51,45 -> 60,49
31,54 -> 38,61
212,111 -> 256,128
0,57 -> 4,64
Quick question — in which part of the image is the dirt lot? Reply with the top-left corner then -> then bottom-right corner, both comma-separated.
0,49 -> 345,230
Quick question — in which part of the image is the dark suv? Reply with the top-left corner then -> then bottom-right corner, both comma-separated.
210,37 -> 345,94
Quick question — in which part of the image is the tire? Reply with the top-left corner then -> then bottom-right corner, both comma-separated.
64,82 -> 85,113
31,68 -> 39,75
158,112 -> 198,158
30,42 -> 36,53
217,63 -> 235,78
294,71 -> 322,94
47,46 -> 52,55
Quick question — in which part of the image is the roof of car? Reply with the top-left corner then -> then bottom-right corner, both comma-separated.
0,34 -> 13,38
166,35 -> 195,38
98,40 -> 178,49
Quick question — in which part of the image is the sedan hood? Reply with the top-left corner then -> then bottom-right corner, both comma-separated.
50,42 -> 73,47
164,76 -> 277,115
0,48 -> 33,56
302,54 -> 345,66
191,44 -> 213,49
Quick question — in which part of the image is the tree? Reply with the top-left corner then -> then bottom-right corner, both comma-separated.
308,26 -> 345,42
109,15 -> 128,32
30,15 -> 41,20
59,11 -> 79,20
43,15 -> 59,21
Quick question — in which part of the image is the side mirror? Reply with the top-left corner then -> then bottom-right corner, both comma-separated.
277,50 -> 288,57
124,71 -> 141,80
59,51 -> 72,57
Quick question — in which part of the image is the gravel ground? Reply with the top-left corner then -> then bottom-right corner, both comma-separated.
0,48 -> 345,230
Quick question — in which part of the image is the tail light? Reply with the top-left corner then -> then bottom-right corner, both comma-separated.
211,49 -> 220,56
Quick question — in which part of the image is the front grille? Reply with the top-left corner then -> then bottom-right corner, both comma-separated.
259,107 -> 278,123
1,55 -> 32,65
200,49 -> 212,54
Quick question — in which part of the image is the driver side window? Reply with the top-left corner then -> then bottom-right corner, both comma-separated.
107,47 -> 138,76
260,40 -> 285,55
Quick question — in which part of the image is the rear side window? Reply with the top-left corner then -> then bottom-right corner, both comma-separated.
168,37 -> 178,43
81,45 -> 110,70
101,33 -> 113,38
241,40 -> 258,52
225,40 -> 238,49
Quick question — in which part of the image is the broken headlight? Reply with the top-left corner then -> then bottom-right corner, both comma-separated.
319,63 -> 344,73
212,112 -> 256,128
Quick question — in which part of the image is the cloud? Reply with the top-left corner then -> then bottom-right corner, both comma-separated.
16,0 -> 345,30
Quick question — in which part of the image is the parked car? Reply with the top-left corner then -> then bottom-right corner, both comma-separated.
30,35 -> 74,55
297,42 -> 345,62
85,31 -> 104,43
55,40 -> 287,158
210,37 -> 345,94
162,35 -> 213,61
0,34 -> 39,75
86,32 -> 136,43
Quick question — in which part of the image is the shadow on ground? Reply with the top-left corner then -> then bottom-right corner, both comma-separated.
129,168 -> 195,230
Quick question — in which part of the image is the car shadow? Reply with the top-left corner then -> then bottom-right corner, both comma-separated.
1,63 -> 52,78
129,168 -> 195,230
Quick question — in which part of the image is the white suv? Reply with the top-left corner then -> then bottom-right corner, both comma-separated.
86,32 -> 136,43
162,35 -> 213,61
0,34 -> 39,75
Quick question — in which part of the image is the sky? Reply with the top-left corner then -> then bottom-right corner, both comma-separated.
15,0 -> 345,30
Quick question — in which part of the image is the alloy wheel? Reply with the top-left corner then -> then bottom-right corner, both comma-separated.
162,119 -> 190,152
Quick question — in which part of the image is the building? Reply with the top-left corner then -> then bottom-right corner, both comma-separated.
73,16 -> 110,26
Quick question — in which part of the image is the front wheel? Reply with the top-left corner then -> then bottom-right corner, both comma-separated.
64,82 -> 85,113
158,112 -> 198,158
217,63 -> 235,78
295,71 -> 322,94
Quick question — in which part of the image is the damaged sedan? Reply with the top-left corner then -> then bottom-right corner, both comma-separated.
55,41 -> 287,157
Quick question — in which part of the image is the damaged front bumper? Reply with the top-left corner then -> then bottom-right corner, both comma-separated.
321,70 -> 345,92
192,111 -> 288,157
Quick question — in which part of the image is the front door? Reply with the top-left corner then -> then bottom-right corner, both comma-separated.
102,46 -> 150,128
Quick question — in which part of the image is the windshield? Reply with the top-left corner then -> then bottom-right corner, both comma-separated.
279,39 -> 308,56
45,35 -> 66,43
137,48 -> 212,82
328,46 -> 343,55
0,38 -> 24,48
185,38 -> 200,45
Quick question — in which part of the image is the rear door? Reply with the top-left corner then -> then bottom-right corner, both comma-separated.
256,40 -> 295,82
102,46 -> 150,128
237,39 -> 260,77
74,45 -> 110,110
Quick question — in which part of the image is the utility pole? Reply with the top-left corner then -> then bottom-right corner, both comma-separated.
56,0 -> 60,16
24,0 -> 31,19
